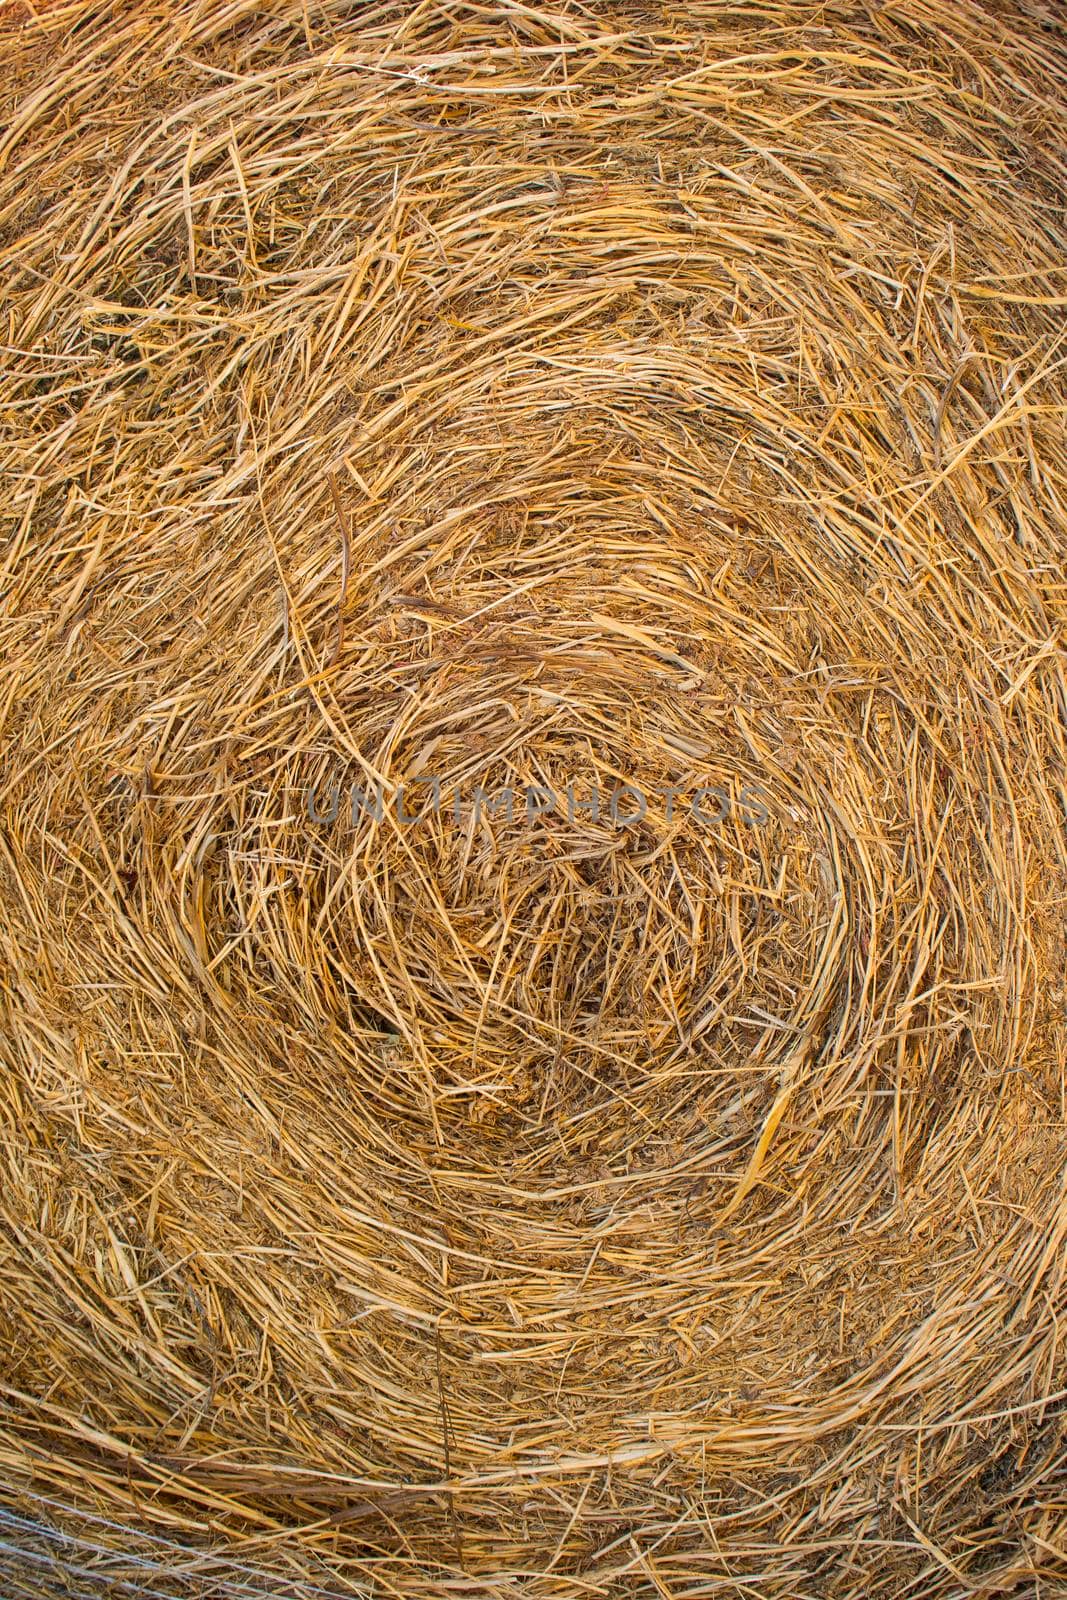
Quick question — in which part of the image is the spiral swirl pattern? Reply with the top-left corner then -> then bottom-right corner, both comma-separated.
1,3 -> 1065,1595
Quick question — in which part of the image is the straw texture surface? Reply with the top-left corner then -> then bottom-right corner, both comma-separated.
1,1 -> 1066,1595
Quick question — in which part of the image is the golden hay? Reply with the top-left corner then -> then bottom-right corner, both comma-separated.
1,1 -> 1066,1594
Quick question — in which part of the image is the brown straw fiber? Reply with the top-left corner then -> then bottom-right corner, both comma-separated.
1,1 -> 1066,1594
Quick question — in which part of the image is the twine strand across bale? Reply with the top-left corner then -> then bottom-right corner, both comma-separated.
0,1 -> 1066,1596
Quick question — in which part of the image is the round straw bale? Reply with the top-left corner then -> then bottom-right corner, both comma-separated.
1,2 -> 1065,1596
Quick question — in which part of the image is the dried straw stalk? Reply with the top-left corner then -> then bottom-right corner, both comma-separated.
1,0 -> 1066,1595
